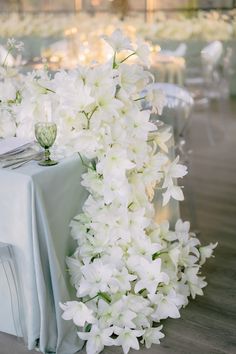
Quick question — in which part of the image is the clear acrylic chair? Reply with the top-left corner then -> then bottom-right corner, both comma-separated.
143,83 -> 198,229
0,242 -> 24,339
185,41 -> 223,101
148,82 -> 194,163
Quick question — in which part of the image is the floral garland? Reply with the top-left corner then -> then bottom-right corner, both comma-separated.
0,33 -> 217,354
57,31 -> 217,354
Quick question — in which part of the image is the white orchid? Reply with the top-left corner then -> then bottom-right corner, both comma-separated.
146,87 -> 166,115
96,145 -> 135,180
149,291 -> 182,321
175,219 -> 191,243
183,267 -> 207,299
114,327 -> 144,354
199,242 -> 218,265
163,156 -> 188,189
152,128 -> 172,153
77,259 -> 114,297
134,258 -> 169,295
102,29 -> 133,53
78,324 -> 114,354
135,40 -> 151,67
162,184 -> 184,206
141,326 -> 165,348
59,301 -> 95,327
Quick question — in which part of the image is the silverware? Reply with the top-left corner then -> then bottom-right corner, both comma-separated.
2,152 -> 43,169
0,143 -> 34,159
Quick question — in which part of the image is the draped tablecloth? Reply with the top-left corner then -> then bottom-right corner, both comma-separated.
0,156 -> 87,354
0,137 -> 180,353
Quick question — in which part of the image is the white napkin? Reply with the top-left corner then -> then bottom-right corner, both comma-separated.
0,137 -> 33,156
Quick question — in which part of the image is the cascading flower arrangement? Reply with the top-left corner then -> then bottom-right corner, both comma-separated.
0,32 -> 217,354
57,30 -> 217,354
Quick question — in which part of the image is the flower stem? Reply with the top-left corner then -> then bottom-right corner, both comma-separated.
2,48 -> 13,67
78,152 -> 95,171
84,294 -> 99,303
112,52 -> 117,69
120,52 -> 136,64
98,292 -> 111,304
134,96 -> 146,102
152,251 -> 168,260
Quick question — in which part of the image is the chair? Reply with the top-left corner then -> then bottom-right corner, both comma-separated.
0,242 -> 24,338
159,43 -> 187,57
147,83 -> 194,161
143,83 -> 197,229
185,41 -> 223,100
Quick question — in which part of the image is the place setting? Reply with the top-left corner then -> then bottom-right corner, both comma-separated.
0,122 -> 58,169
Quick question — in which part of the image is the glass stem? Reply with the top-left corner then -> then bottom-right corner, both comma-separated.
44,148 -> 51,161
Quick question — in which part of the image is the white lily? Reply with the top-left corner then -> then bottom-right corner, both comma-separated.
114,327 -> 144,354
59,301 -> 95,327
78,324 -> 114,354
141,326 -> 165,348
162,184 -> 184,206
102,29 -> 133,53
199,242 -> 218,265
134,258 -> 169,295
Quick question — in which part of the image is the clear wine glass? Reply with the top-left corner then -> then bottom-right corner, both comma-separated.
35,122 -> 58,166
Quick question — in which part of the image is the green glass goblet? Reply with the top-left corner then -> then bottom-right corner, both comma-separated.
35,122 -> 58,166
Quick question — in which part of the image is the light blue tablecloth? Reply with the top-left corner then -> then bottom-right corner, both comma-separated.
0,156 -> 87,354
0,138 -> 180,353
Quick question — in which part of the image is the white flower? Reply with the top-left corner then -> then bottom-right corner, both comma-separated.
108,268 -> 137,293
135,40 -> 151,67
0,80 -> 17,102
0,109 -> 16,138
96,145 -> 135,180
199,242 -> 218,265
7,38 -> 24,51
59,301 -> 95,327
66,256 -> 82,288
152,128 -> 172,153
163,156 -> 188,188
175,219 -> 191,243
134,258 -> 169,295
102,29 -> 133,53
146,87 -> 166,115
162,184 -> 184,206
114,327 -> 144,354
78,324 -> 114,354
71,130 -> 100,159
149,290 -> 182,321
183,267 -> 207,299
77,259 -> 113,297
141,326 -> 165,348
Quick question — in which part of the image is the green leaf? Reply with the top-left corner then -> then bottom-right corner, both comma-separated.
98,292 -> 111,304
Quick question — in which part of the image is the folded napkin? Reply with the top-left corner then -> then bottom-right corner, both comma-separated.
0,137 -> 33,157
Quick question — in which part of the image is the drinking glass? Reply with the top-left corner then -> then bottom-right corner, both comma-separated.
35,122 -> 58,166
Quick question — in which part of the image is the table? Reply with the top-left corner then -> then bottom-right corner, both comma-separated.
151,55 -> 186,86
0,140 -> 180,353
0,156 -> 87,354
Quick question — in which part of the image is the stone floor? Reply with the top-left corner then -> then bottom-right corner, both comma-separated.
1,99 -> 236,354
